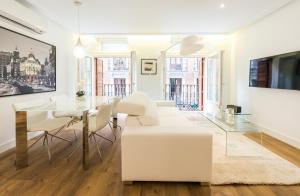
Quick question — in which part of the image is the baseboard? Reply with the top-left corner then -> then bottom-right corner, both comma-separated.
262,128 -> 300,150
0,139 -> 15,154
0,132 -> 42,154
252,122 -> 300,150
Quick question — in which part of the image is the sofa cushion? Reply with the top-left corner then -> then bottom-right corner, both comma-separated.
126,116 -> 142,127
116,91 -> 151,116
117,102 -> 146,116
137,101 -> 160,126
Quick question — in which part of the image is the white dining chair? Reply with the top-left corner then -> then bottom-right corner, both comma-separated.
13,99 -> 72,161
67,103 -> 115,160
110,97 -> 122,131
49,95 -> 81,140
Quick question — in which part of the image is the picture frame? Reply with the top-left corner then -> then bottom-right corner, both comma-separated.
141,59 -> 157,75
0,26 -> 56,97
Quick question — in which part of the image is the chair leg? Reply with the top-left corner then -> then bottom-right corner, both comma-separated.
110,120 -> 122,131
93,132 -> 113,143
73,129 -> 78,140
50,117 -> 80,142
50,125 -> 66,142
91,133 -> 103,160
28,133 -> 45,149
117,124 -> 122,131
48,133 -> 72,143
108,122 -> 116,141
43,134 -> 46,145
44,133 -> 51,162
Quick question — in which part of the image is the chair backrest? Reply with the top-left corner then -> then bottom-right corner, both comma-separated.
27,111 -> 49,126
95,103 -> 112,131
111,97 -> 121,117
50,94 -> 69,102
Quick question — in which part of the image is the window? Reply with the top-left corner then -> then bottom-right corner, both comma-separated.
168,57 -> 182,71
193,58 -> 199,72
84,57 -> 92,96
113,58 -> 129,71
97,56 -> 131,97
166,57 -> 200,72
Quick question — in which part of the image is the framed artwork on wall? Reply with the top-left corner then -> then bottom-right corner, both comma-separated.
141,59 -> 157,75
0,26 -> 56,97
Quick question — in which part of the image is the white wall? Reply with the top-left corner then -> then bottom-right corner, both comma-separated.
234,0 -> 300,148
128,36 -> 170,99
0,3 -> 75,152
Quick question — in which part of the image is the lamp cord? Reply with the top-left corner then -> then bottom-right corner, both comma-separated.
77,4 -> 80,35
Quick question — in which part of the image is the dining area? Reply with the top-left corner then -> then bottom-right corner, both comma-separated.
13,95 -> 122,171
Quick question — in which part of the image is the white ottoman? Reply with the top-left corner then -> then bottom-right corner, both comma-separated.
121,126 -> 212,184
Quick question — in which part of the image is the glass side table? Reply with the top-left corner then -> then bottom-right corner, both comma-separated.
201,111 -> 263,156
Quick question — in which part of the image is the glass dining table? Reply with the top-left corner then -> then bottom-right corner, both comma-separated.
14,96 -> 109,170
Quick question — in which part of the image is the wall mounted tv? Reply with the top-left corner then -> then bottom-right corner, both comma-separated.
249,51 -> 300,90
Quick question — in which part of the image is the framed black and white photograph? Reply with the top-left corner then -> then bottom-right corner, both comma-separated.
141,59 -> 157,75
0,26 -> 56,97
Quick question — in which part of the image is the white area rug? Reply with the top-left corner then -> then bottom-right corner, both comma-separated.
184,112 -> 300,185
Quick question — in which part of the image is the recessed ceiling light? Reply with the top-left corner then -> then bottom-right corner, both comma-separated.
220,3 -> 225,8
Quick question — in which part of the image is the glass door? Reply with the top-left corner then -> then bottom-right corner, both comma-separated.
205,52 -> 222,114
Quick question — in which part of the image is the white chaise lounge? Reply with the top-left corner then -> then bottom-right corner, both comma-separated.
118,92 -> 213,184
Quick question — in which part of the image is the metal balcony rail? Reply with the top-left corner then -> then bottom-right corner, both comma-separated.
164,84 -> 199,111
103,84 -> 133,98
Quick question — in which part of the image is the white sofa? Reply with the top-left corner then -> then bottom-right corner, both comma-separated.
120,92 -> 213,184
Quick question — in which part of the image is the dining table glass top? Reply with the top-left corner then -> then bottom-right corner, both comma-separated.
15,96 -> 110,112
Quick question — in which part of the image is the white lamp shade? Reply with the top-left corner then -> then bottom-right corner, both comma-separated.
180,35 -> 203,56
73,37 -> 85,58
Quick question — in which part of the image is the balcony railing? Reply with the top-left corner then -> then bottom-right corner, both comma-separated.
165,84 -> 199,111
102,83 -> 199,110
103,84 -> 133,98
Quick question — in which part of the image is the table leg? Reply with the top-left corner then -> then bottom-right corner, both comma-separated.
82,110 -> 89,170
15,111 -> 28,169
113,117 -> 118,128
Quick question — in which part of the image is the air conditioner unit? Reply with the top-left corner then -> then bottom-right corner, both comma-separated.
0,0 -> 47,34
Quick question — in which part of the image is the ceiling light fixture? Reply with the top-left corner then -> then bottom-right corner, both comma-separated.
180,35 -> 203,56
161,35 -> 203,56
220,3 -> 225,8
73,0 -> 85,58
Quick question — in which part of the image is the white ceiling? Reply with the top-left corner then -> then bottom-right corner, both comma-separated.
26,0 -> 292,34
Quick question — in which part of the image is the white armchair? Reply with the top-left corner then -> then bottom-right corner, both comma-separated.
50,95 -> 81,139
68,103 -> 115,160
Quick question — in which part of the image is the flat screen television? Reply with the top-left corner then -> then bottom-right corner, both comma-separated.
249,51 -> 300,90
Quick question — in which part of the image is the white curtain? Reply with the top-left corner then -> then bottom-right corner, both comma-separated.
206,52 -> 222,106
159,51 -> 166,99
130,51 -> 137,92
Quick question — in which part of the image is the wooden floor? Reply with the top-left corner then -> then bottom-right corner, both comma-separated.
0,119 -> 299,196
